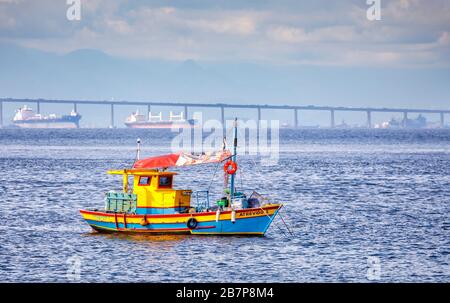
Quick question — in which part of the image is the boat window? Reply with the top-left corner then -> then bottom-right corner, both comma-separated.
138,176 -> 151,186
159,176 -> 172,188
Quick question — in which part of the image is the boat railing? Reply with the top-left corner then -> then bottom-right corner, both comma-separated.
193,190 -> 210,211
249,191 -> 277,206
105,192 -> 137,213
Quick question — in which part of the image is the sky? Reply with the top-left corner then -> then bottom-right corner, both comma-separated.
0,0 -> 449,126
1,0 -> 449,66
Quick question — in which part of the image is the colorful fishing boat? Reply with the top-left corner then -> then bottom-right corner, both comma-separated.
80,120 -> 282,235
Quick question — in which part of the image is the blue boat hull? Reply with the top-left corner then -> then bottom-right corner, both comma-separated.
80,205 -> 282,236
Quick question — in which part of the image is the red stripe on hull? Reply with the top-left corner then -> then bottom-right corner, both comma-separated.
125,123 -> 195,129
80,205 -> 280,219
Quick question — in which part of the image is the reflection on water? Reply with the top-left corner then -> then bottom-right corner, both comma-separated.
0,129 -> 449,282
85,232 -> 189,244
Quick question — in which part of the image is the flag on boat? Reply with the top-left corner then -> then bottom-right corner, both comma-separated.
133,150 -> 232,169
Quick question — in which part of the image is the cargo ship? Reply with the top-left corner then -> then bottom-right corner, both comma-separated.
125,110 -> 196,129
12,105 -> 81,128
375,115 -> 427,129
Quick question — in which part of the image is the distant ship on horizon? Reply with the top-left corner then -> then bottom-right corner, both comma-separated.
375,114 -> 428,129
125,110 -> 197,129
12,105 -> 81,129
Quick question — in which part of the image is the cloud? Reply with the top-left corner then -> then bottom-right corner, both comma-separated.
0,0 -> 449,67
189,15 -> 256,35
104,19 -> 133,34
438,31 -> 449,45
267,25 -> 357,44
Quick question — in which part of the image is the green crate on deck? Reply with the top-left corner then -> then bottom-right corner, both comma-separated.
105,192 -> 137,213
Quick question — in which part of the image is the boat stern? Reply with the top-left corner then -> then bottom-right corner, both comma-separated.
190,203 -> 283,236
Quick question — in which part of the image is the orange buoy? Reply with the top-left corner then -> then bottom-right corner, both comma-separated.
224,160 -> 237,175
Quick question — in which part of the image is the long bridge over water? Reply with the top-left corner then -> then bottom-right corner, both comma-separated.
0,98 -> 449,128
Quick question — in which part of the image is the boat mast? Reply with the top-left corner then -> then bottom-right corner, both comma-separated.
136,138 -> 141,160
230,118 -> 238,200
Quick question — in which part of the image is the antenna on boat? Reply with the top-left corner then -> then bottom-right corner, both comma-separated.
136,138 -> 141,160
229,118 -> 238,200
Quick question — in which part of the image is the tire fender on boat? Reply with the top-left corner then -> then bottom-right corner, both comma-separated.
215,209 -> 220,222
186,217 -> 198,229
140,215 -> 148,226
231,210 -> 236,224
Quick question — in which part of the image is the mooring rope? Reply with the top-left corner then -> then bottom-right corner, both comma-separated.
258,206 -> 290,238
207,160 -> 221,193
277,210 -> 295,237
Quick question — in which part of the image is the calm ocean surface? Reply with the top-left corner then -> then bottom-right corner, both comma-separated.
0,128 -> 449,282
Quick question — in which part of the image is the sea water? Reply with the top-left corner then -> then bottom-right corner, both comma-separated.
0,128 -> 448,282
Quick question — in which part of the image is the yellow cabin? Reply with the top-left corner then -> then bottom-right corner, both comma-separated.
106,169 -> 192,215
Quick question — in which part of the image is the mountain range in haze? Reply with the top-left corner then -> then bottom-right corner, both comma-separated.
1,43 -> 449,111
